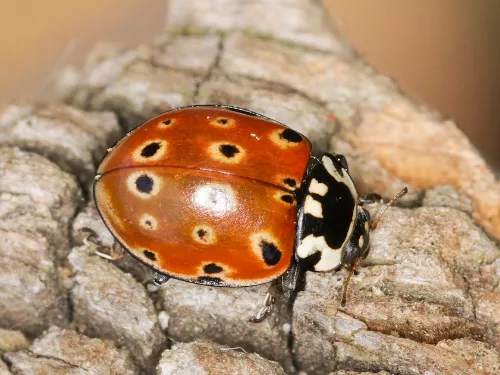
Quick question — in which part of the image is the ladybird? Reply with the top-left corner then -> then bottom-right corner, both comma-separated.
92,105 -> 406,320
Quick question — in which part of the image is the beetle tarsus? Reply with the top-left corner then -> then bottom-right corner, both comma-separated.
152,271 -> 170,286
249,292 -> 275,323
81,227 -> 101,246
81,228 -> 124,261
109,241 -> 124,259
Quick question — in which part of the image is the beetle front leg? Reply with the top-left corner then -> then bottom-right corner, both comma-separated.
340,207 -> 370,306
341,256 -> 361,307
341,188 -> 408,305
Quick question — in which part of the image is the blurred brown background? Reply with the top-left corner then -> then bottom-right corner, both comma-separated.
0,1 -> 498,170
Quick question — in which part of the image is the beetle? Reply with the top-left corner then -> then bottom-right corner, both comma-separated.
89,105 -> 406,321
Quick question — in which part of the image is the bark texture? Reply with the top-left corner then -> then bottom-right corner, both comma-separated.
0,0 -> 499,374
156,340 -> 285,375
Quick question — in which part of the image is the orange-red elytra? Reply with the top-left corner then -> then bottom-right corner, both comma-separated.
95,106 -> 311,286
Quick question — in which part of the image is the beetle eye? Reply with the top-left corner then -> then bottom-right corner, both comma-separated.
334,154 -> 348,171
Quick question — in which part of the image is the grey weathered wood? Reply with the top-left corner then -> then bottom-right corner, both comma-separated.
157,340 -> 286,375
5,327 -> 136,374
68,246 -> 167,371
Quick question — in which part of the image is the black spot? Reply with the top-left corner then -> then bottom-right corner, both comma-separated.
260,240 -> 282,266
198,276 -> 223,286
280,129 -> 302,143
197,229 -> 207,238
281,194 -> 294,204
217,118 -> 228,125
143,250 -> 156,261
300,251 -> 322,270
162,119 -> 172,126
145,220 -> 152,227
141,142 -> 161,157
284,178 -> 297,188
136,175 -> 154,194
219,144 -> 240,158
204,263 -> 223,274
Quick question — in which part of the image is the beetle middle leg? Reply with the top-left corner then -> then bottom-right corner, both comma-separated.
249,290 -> 276,323
250,262 -> 301,323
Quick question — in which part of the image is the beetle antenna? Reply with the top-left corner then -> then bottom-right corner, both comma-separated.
370,187 -> 408,231
341,257 -> 360,306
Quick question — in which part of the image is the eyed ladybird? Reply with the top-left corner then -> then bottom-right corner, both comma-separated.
93,105 -> 406,317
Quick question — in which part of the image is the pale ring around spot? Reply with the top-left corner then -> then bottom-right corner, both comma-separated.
139,213 -> 158,230
209,116 -> 236,128
132,139 -> 168,162
207,142 -> 246,164
126,171 -> 161,199
269,128 -> 301,149
192,224 -> 217,245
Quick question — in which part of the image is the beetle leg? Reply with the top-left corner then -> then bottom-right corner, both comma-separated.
81,227 -> 101,246
341,188 -> 408,306
152,271 -> 170,286
109,241 -> 124,259
281,261 -> 301,298
93,240 -> 124,261
249,291 -> 275,323
250,262 -> 301,323
341,257 -> 361,307
80,228 -> 124,261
